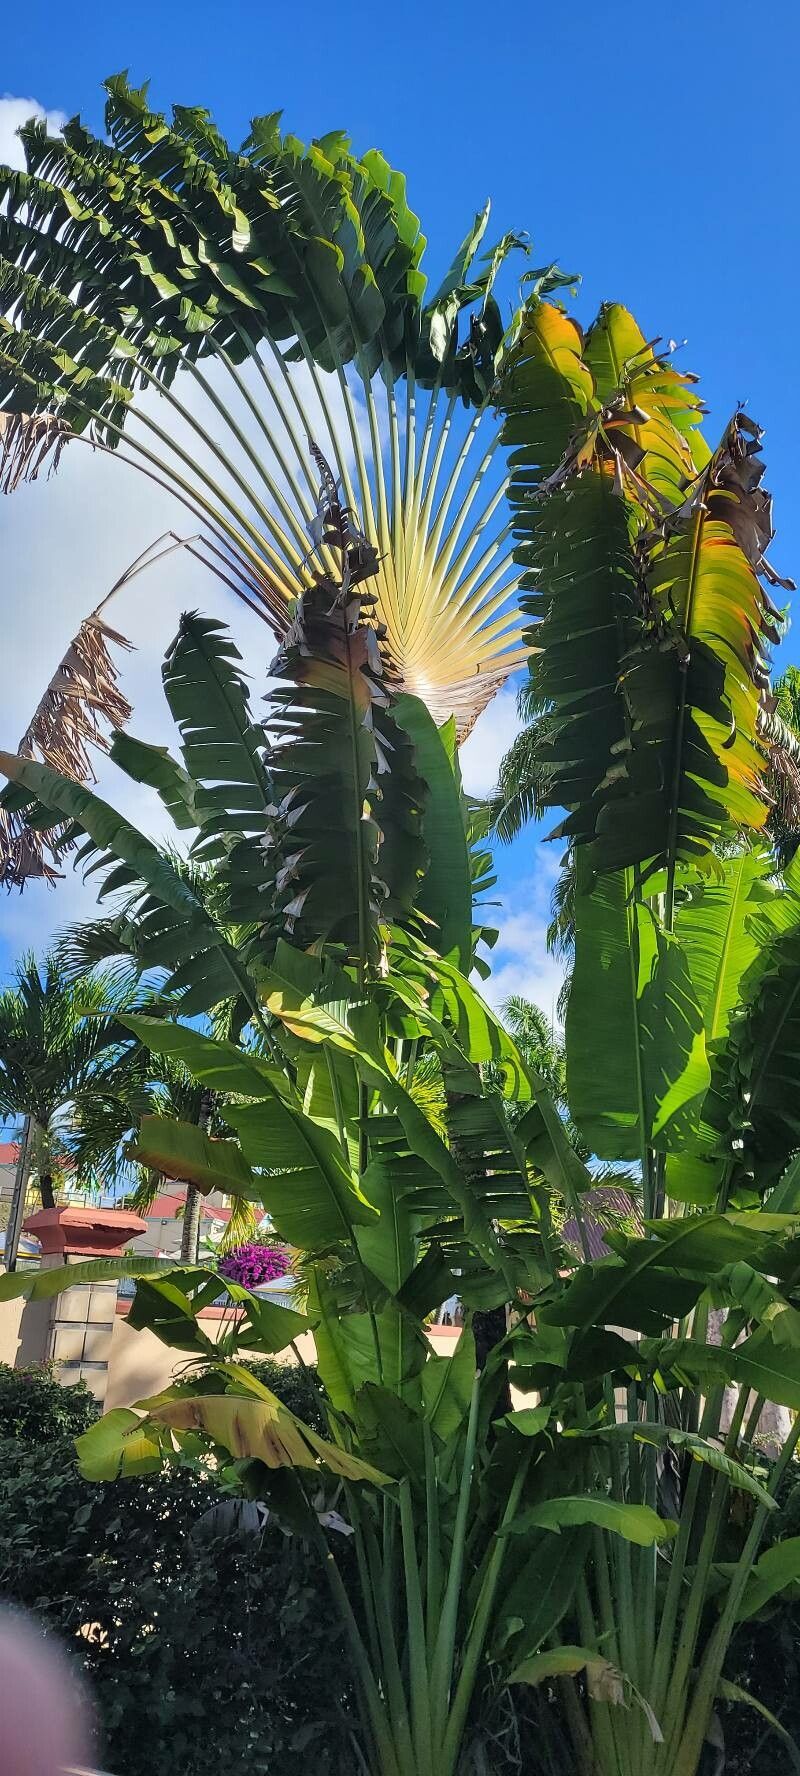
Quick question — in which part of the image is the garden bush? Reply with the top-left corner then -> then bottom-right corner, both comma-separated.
0,1362 -> 355,1775
719,1460 -> 800,1774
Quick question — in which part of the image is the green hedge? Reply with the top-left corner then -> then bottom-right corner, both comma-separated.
0,1362 -> 356,1775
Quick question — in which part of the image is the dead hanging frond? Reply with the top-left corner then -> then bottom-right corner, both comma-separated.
0,611 -> 133,889
0,530 -> 220,891
17,613 -> 133,778
708,411 -> 796,593
0,410 -> 72,494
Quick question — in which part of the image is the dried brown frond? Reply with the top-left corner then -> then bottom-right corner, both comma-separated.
0,612 -> 133,889
708,412 -> 796,593
18,614 -> 133,778
0,411 -> 71,494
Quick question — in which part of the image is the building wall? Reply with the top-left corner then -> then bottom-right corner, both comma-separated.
104,1307 -> 461,1410
0,1290 -> 462,1408
0,1294 -> 52,1369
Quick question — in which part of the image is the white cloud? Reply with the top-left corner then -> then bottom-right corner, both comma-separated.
482,849 -> 566,1024
459,685 -> 522,799
0,95 -> 67,169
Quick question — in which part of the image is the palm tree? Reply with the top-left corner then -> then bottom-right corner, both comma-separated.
72,1039 -> 256,1265
0,952 -> 144,1267
500,993 -> 565,1099
55,815 -> 264,1266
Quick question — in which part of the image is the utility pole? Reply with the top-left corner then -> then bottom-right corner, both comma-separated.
4,1116 -> 33,1273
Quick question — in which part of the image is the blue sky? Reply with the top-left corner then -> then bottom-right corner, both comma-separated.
1,0 -> 799,1016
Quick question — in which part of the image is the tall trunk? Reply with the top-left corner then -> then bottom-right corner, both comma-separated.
38,1172 -> 56,1210
179,1090 -> 214,1265
3,1115 -> 33,1272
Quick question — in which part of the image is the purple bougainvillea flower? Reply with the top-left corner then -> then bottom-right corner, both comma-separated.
218,1242 -> 291,1290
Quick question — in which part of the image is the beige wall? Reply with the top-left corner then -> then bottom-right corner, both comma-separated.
105,1314 -> 322,1409
2,1288 -> 464,1408
0,1295 -> 52,1369
105,1311 -> 462,1410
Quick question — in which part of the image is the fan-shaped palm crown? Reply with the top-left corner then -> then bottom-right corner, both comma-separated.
0,76 -> 535,755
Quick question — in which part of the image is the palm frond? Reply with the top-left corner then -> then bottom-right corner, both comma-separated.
0,409 -> 69,491
215,1195 -> 259,1255
488,720 -> 552,842
54,913 -> 142,985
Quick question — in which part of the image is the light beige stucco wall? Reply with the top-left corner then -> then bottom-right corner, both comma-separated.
0,1296 -> 51,1369
104,1312 -> 462,1410
104,1313 -> 321,1409
3,1290 -> 464,1408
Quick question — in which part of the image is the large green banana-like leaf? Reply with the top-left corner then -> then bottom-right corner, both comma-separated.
576,1421 -> 775,1507
260,939 -> 585,1283
161,611 -> 271,858
583,302 -> 709,507
566,863 -> 710,1161
732,1537 -> 800,1622
593,427 -> 780,876
669,854 -> 800,1200
717,1327 -> 800,1413
501,300 -> 595,483
541,1212 -> 800,1338
226,1097 -> 378,1249
108,731 -> 200,831
388,928 -> 533,1097
353,1150 -> 433,1399
120,1014 -> 276,1094
499,295 -> 785,883
0,1255 -> 208,1302
76,1379 -> 386,1484
675,851 -> 774,1051
506,1496 -> 677,1546
125,1269 -> 308,1355
392,692 -> 473,968
0,1252 -> 307,1357
513,471 -> 639,849
0,83 -> 419,394
720,919 -> 800,1191
189,963 -> 524,1281
75,1407 -> 167,1480
148,1389 -> 387,1482
262,492 -> 427,963
661,850 -> 778,1204
128,1113 -> 261,1198
125,1021 -> 377,1250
